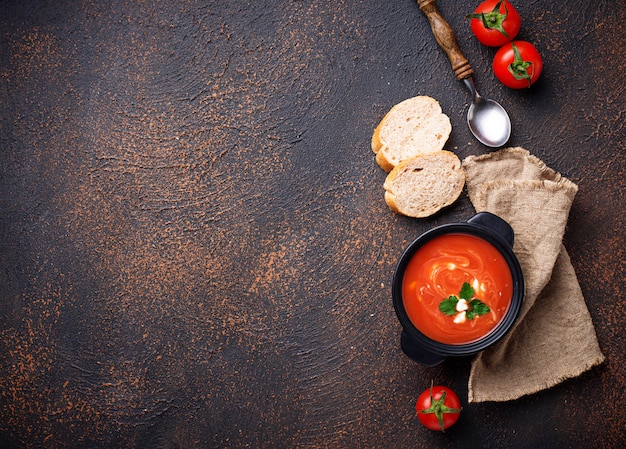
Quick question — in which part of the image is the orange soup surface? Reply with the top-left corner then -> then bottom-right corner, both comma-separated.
402,233 -> 513,345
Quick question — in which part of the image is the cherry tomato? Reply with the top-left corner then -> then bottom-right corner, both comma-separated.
416,384 -> 462,432
493,41 -> 543,88
467,0 -> 521,47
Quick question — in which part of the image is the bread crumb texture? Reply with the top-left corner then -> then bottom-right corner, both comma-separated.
383,151 -> 465,218
372,96 -> 452,172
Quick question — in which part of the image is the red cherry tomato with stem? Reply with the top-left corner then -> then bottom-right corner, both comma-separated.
467,0 -> 521,47
416,383 -> 462,432
493,41 -> 543,88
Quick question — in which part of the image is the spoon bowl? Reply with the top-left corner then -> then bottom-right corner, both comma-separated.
464,78 -> 511,147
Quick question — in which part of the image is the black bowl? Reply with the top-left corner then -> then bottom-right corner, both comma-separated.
392,212 -> 524,366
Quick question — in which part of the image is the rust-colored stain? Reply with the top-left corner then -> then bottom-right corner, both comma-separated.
1,1 -> 625,448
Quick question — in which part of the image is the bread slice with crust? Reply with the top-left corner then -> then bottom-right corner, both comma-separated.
372,96 -> 452,172
383,150 -> 465,218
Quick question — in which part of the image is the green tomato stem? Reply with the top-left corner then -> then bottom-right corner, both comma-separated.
466,0 -> 510,37
508,43 -> 534,86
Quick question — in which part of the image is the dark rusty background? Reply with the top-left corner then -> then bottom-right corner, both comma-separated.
1,0 -> 624,448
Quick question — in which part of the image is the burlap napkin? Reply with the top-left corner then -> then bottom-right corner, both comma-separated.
462,147 -> 604,403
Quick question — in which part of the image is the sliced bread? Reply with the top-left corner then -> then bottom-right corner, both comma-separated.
372,96 -> 452,172
383,150 -> 465,218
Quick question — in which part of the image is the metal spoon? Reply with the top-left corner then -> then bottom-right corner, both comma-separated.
417,0 -> 511,147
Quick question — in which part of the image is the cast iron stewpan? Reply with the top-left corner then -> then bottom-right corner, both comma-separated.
392,212 -> 524,366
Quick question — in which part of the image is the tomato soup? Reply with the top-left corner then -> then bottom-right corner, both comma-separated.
402,233 -> 513,345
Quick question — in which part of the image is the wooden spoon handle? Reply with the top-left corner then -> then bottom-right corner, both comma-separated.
417,0 -> 473,80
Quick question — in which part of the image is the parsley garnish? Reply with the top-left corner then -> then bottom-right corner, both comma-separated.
439,282 -> 490,320
439,296 -> 459,316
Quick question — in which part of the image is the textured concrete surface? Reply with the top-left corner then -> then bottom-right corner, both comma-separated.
1,0 -> 624,448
